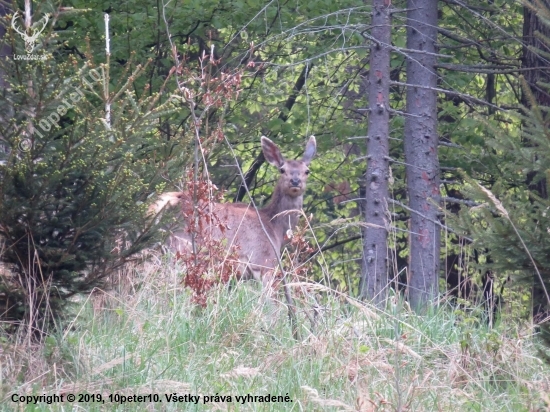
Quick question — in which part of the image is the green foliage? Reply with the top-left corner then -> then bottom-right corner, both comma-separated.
0,32 -> 182,333
2,0 -> 548,336
454,83 -> 550,352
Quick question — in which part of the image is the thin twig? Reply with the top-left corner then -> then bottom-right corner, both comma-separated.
390,81 -> 504,111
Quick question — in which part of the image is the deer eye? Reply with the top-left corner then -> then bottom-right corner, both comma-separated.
279,167 -> 285,174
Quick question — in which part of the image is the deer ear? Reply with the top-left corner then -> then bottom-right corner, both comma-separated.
302,135 -> 316,165
261,136 -> 285,167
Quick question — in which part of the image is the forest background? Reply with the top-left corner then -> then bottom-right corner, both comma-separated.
1,0 -> 550,410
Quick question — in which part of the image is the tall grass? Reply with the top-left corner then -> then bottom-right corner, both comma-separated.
1,255 -> 549,411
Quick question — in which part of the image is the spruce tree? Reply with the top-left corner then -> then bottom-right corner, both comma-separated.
456,81 -> 550,355
0,25 -> 182,335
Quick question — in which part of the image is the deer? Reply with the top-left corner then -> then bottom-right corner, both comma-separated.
149,136 -> 316,291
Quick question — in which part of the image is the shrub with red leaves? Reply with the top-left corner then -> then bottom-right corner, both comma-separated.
177,173 -> 240,306
284,216 -> 315,281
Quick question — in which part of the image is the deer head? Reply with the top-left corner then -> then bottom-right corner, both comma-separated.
261,135 -> 316,198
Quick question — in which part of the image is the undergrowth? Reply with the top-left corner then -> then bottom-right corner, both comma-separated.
0,255 -> 549,411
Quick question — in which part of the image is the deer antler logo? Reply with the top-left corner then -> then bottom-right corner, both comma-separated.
11,11 -> 50,54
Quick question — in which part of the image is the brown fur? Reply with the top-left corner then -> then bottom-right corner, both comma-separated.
150,136 -> 316,286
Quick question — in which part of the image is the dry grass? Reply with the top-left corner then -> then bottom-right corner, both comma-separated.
0,253 -> 549,411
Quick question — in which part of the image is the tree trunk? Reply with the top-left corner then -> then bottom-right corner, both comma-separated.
404,0 -> 441,310
359,0 -> 391,305
522,1 -> 550,319
522,1 -> 550,201
523,1 -> 550,108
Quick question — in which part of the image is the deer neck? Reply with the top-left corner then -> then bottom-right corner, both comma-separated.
261,183 -> 302,237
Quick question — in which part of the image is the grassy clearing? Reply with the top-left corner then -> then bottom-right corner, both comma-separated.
1,256 -> 549,411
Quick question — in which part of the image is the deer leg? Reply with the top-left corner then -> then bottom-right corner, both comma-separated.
279,272 -> 300,340
259,269 -> 299,339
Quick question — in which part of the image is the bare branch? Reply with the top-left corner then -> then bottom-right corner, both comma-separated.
436,63 -> 541,75
442,196 -> 480,207
390,80 -> 504,111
